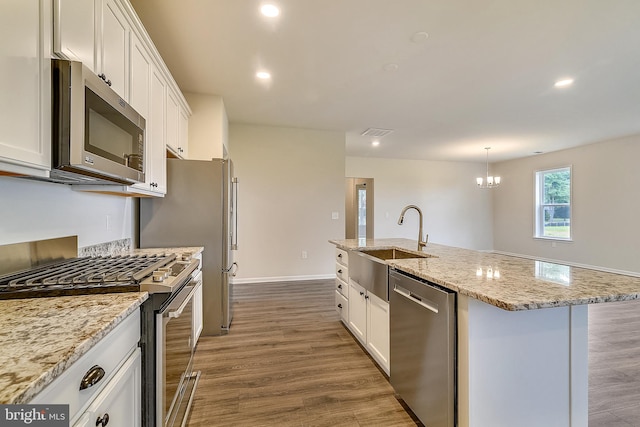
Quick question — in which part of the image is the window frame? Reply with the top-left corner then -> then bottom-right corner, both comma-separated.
534,166 -> 573,241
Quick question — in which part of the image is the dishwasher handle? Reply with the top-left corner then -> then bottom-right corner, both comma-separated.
393,284 -> 439,313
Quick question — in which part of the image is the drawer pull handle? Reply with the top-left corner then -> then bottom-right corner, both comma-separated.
96,413 -> 109,426
337,269 -> 342,274
80,365 -> 105,390
338,303 -> 343,309
338,284 -> 342,289
338,253 -> 342,258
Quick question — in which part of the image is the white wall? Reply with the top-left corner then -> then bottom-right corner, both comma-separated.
346,157 -> 494,250
184,93 -> 228,160
0,177 -> 134,248
493,134 -> 640,273
229,124 -> 345,282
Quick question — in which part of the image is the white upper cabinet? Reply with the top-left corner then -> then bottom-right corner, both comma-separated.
0,0 -> 51,177
97,0 -> 129,99
179,106 -> 189,159
52,0 -> 95,69
54,0 -> 191,196
148,67 -> 167,193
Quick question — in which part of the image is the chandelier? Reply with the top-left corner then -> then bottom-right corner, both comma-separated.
476,147 -> 501,188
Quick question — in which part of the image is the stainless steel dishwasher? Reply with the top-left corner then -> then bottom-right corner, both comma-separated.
389,269 -> 456,427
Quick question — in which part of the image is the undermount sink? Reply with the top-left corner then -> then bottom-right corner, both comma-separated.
361,248 -> 432,261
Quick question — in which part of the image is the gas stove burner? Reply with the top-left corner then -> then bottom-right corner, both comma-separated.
0,253 -> 178,299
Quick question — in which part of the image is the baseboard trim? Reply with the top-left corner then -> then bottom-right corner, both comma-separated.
232,274 -> 335,284
491,250 -> 640,278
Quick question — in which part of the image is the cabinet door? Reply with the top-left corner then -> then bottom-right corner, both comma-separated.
0,0 -> 50,176
128,31 -> 149,119
52,0 -> 95,69
367,292 -> 390,372
75,348 -> 141,427
179,107 -> 189,158
348,281 -> 367,344
99,0 -> 128,98
166,88 -> 179,155
148,67 -> 167,193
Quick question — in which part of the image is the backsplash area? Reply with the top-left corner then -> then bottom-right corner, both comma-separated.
79,238 -> 131,257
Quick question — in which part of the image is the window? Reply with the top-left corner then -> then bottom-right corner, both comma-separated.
535,167 -> 571,240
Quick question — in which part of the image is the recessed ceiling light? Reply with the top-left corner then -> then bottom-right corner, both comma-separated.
554,78 -> 574,88
256,71 -> 271,80
261,4 -> 280,17
371,140 -> 380,147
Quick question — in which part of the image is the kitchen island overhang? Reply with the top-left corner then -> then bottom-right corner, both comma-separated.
330,238 -> 640,427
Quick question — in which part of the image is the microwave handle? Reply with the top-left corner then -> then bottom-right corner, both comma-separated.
167,280 -> 201,319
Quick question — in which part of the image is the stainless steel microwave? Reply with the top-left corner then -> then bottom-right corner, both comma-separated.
50,59 -> 145,185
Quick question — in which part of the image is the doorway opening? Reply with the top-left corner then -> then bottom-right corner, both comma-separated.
345,177 -> 374,239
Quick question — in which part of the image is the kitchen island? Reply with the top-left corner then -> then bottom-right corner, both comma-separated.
330,238 -> 640,427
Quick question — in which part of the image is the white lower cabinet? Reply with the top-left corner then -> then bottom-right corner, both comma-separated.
30,310 -> 141,426
366,292 -> 390,372
73,349 -> 141,427
348,280 -> 368,343
347,279 -> 390,374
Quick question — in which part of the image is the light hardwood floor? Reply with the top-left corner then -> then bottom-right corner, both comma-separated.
186,279 -> 640,426
187,279 -> 418,426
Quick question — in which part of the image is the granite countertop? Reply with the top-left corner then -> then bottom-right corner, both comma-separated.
0,292 -> 148,404
329,238 -> 640,311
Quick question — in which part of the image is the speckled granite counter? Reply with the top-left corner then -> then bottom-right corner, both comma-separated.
329,238 -> 640,311
0,292 -> 147,404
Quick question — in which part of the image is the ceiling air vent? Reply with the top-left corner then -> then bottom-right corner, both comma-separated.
360,128 -> 394,138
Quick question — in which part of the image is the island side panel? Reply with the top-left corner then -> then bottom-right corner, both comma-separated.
458,295 -> 588,427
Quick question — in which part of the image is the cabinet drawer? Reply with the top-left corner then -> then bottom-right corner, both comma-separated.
73,348 -> 141,427
335,264 -> 349,283
335,277 -> 348,298
335,290 -> 348,324
31,310 -> 141,424
335,248 -> 348,267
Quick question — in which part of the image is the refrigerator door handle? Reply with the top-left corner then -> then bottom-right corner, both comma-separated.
223,262 -> 238,277
231,177 -> 239,250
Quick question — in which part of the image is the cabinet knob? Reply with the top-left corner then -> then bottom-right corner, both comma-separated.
338,284 -> 342,289
359,291 -> 364,296
338,253 -> 342,258
337,303 -> 342,309
98,73 -> 106,80
337,269 -> 342,274
365,295 -> 369,300
80,365 -> 105,390
106,79 -> 112,87
96,413 -> 109,426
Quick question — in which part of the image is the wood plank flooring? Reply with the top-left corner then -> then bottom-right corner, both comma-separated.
186,278 -> 640,426
589,300 -> 640,426
187,279 -> 417,426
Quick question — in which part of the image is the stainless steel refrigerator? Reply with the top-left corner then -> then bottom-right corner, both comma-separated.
139,158 -> 238,335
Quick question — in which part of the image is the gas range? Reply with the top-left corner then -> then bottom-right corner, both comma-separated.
0,252 -> 199,300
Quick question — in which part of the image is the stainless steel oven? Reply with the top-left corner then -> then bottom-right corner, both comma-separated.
156,271 -> 202,427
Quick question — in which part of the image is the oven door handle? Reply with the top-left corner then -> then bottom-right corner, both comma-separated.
167,280 -> 202,319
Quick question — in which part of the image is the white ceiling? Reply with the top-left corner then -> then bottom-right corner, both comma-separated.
129,0 -> 640,162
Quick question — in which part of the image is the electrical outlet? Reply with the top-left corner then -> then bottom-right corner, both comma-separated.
331,212 -> 339,220
301,250 -> 308,259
